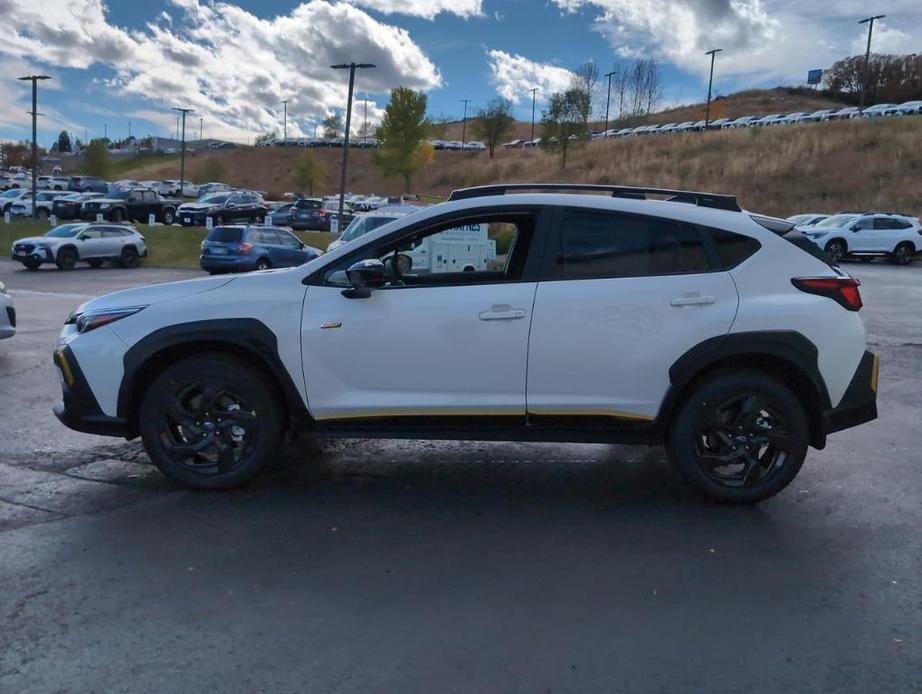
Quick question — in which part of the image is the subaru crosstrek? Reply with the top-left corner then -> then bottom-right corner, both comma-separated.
53,184 -> 878,503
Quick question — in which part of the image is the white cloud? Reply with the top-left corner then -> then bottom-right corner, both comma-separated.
485,50 -> 575,104
849,22 -> 915,56
0,0 -> 442,138
346,0 -> 482,20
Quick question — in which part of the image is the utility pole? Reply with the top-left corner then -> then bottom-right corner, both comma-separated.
603,70 -> 616,136
704,48 -> 722,128
362,98 -> 370,144
172,107 -> 194,204
199,117 -> 203,141
331,62 -> 375,229
528,88 -> 538,141
128,121 -> 132,139
17,74 -> 50,219
859,15 -> 885,108
460,98 -> 471,149
282,99 -> 289,144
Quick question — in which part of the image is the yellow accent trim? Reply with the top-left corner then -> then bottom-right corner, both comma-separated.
315,407 -> 655,423
870,354 -> 880,394
528,408 -> 655,422
55,350 -> 75,387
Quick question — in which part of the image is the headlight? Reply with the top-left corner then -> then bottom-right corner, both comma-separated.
66,306 -> 146,334
811,231 -> 828,238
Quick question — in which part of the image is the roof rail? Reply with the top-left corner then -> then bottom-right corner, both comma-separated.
447,183 -> 741,212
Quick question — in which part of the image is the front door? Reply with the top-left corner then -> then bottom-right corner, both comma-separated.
300,210 -> 542,421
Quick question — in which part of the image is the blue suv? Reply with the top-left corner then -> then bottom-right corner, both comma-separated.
200,225 -> 322,274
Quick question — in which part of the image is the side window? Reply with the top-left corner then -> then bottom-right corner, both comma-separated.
553,209 -> 710,280
279,231 -> 301,248
853,218 -> 874,231
709,227 -> 761,269
322,213 -> 536,288
81,228 -> 103,239
260,229 -> 282,245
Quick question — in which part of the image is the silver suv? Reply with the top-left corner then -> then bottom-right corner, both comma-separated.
11,222 -> 148,271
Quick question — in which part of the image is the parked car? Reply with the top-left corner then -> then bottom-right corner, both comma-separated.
326,205 -> 421,252
824,106 -> 861,121
0,281 -> 15,339
51,192 -> 105,220
503,139 -> 525,148
752,113 -> 781,126
9,190 -> 69,218
288,198 -> 354,231
800,212 -> 921,265
705,118 -> 731,129
463,141 -> 487,151
36,175 -> 70,190
11,222 -> 147,270
882,100 -> 922,116
674,121 -> 697,132
724,116 -> 754,129
177,191 -> 268,227
861,103 -> 895,118
195,182 -> 232,198
81,188 -> 179,224
267,203 -> 294,226
781,112 -> 808,124
1,188 -> 30,213
67,176 -> 109,193
154,180 -> 198,197
199,225 -> 322,274
54,183 -> 878,504
787,213 -> 829,227
801,109 -> 835,122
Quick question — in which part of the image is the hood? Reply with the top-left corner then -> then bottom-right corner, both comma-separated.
75,275 -> 237,315
13,236 -> 55,246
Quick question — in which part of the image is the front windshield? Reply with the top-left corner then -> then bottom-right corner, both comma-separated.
815,214 -> 858,228
339,215 -> 397,243
1,190 -> 22,198
45,224 -> 85,238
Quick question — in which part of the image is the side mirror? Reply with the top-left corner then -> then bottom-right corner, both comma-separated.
343,258 -> 386,299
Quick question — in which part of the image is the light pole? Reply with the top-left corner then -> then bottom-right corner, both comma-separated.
172,107 -> 194,203
282,99 -> 289,144
331,62 -> 375,229
199,117 -> 203,141
603,70 -> 616,136
460,99 -> 471,149
528,88 -> 538,141
17,75 -> 50,219
859,15 -> 885,108
362,98 -> 370,144
704,48 -> 722,128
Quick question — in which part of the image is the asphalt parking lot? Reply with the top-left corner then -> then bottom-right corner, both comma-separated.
1,258 -> 920,692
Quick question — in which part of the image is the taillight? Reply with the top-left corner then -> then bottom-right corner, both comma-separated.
318,209 -> 327,216
239,242 -> 253,254
792,277 -> 862,311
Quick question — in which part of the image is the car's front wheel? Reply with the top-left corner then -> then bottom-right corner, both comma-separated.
891,242 -> 914,266
668,371 -> 809,504
139,355 -> 284,490
161,208 -> 176,225
824,239 -> 847,264
119,246 -> 139,268
55,247 -> 78,270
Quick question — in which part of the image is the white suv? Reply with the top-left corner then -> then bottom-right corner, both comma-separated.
53,184 -> 878,503
12,222 -> 148,270
799,213 -> 921,265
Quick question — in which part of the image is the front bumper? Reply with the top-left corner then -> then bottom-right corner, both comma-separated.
52,346 -> 132,437
821,350 -> 879,435
11,246 -> 54,264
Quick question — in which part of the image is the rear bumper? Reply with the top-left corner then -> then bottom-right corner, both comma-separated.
821,350 -> 879,435
52,347 -> 132,438
199,254 -> 255,271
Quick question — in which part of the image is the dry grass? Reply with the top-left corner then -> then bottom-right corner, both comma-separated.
118,116 -> 922,218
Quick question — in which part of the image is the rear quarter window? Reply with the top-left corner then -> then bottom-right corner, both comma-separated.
709,228 -> 762,268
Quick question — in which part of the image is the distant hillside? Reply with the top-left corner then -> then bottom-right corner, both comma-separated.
114,95 -> 921,219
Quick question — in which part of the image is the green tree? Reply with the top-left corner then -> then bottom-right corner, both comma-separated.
473,98 -> 514,158
373,87 -> 433,192
541,89 -> 589,169
322,113 -> 344,139
56,130 -> 72,153
291,150 -> 327,196
82,139 -> 113,178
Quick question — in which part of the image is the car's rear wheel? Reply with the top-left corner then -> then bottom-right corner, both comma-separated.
139,355 -> 284,490
668,371 -> 808,504
824,239 -> 847,264
86,258 -> 104,268
55,247 -> 77,270
36,209 -> 48,220
110,208 -> 124,223
891,242 -> 913,265
162,208 -> 176,225
119,246 -> 139,268
254,257 -> 271,271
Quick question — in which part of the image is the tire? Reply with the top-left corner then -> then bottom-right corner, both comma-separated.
110,208 -> 124,223
55,246 -> 78,270
214,215 -> 225,226
161,207 -> 176,225
23,260 -> 40,271
891,243 -> 913,266
86,258 -> 104,268
859,257 -> 873,263
138,354 -> 284,490
824,239 -> 847,264
668,370 -> 809,504
36,208 -> 48,220
119,246 -> 139,268
254,257 -> 271,271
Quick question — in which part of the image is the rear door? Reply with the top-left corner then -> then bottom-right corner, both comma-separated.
526,207 -> 739,421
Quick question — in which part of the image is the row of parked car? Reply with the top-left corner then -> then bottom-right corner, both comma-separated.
787,211 -> 922,265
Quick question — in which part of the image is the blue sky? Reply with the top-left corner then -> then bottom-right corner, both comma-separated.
1,0 -> 920,147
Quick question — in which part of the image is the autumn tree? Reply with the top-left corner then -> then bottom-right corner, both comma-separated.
541,88 -> 589,169
373,87 -> 433,192
323,112 -> 344,139
473,98 -> 514,158
291,150 -> 327,196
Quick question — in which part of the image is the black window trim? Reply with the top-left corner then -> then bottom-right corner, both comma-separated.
305,205 -> 551,289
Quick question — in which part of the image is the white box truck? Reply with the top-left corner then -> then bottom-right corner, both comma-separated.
406,223 -> 496,273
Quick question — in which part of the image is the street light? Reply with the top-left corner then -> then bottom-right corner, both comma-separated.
603,70 -> 616,137
704,48 -> 722,128
282,99 -> 289,144
172,107 -> 194,205
331,62 -> 375,230
460,99 -> 471,149
17,75 -> 50,219
859,15 -> 886,108
528,88 -> 538,142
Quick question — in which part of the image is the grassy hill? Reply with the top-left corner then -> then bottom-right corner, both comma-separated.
112,89 -> 920,219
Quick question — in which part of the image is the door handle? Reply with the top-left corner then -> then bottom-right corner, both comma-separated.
670,295 -> 716,307
479,309 -> 526,321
